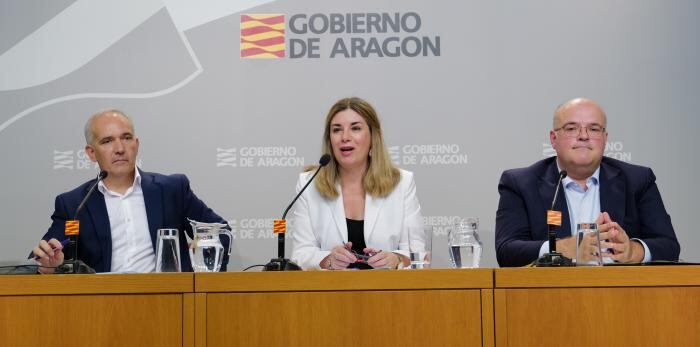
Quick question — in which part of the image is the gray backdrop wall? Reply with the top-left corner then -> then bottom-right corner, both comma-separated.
1,0 -> 698,269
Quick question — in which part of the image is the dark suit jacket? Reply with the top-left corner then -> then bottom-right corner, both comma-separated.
39,170 -> 230,272
495,156 -> 680,267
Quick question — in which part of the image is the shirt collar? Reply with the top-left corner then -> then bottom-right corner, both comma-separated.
556,162 -> 600,190
97,168 -> 142,197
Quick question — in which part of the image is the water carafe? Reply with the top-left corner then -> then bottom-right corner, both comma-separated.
185,219 -> 232,272
448,218 -> 482,268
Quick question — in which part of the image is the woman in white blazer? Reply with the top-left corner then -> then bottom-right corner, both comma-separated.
291,97 -> 424,270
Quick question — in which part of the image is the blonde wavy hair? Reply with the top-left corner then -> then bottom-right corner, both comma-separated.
310,97 -> 400,198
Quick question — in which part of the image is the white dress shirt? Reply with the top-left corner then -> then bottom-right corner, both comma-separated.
98,169 -> 156,272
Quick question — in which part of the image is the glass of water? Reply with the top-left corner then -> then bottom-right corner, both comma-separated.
155,229 -> 181,272
575,223 -> 603,266
407,226 -> 432,269
448,218 -> 482,268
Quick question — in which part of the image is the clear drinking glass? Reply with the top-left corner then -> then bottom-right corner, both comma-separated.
575,223 -> 603,266
408,226 -> 433,269
155,229 -> 181,272
448,218 -> 482,268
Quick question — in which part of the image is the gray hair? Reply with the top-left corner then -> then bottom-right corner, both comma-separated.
84,109 -> 135,145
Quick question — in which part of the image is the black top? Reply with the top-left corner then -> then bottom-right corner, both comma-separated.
346,218 -> 367,253
346,218 -> 372,270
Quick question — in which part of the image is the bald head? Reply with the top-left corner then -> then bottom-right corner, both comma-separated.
84,109 -> 135,145
553,98 -> 607,129
550,97 -> 608,181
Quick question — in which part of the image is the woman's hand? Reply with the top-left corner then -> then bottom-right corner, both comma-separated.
322,242 -> 358,270
365,248 -> 403,269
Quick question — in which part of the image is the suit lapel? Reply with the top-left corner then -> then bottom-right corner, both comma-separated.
363,192 -> 385,241
140,171 -> 163,248
84,183 -> 111,268
600,161 -> 625,223
328,184 -> 348,243
538,160 -> 571,238
327,183 -> 386,243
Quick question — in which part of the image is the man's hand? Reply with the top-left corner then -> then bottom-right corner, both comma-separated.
32,238 -> 65,274
597,212 -> 644,263
555,236 -> 577,259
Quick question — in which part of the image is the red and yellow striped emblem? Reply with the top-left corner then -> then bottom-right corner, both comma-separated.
273,219 -> 286,234
65,220 -> 80,235
240,14 -> 285,58
546,210 -> 562,226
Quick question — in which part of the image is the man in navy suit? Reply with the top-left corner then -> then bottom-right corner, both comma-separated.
33,110 -> 229,273
495,98 -> 679,267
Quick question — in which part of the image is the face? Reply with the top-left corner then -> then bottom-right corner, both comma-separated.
329,109 -> 371,171
85,113 -> 139,180
550,101 -> 607,174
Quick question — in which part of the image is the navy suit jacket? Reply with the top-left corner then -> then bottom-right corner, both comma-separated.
40,170 -> 229,272
495,157 -> 680,267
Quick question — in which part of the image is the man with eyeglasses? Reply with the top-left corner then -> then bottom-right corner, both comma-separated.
495,98 -> 679,267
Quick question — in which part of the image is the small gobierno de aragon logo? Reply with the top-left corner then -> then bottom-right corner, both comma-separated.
240,14 -> 285,58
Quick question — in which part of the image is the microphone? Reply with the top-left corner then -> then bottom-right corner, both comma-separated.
61,171 -> 106,274
535,170 -> 573,267
73,170 -> 108,219
547,170 -> 566,254
550,170 -> 567,210
264,154 -> 331,271
281,154 -> 331,220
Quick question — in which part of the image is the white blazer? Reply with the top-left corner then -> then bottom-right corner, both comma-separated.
290,169 -> 423,270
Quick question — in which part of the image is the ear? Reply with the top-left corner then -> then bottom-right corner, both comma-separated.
85,144 -> 97,162
549,130 -> 557,149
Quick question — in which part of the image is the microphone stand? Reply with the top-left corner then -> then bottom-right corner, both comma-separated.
535,171 -> 574,267
59,171 -> 106,274
535,225 -> 573,267
263,155 -> 330,271
55,258 -> 96,274
262,219 -> 303,271
262,201 -> 302,271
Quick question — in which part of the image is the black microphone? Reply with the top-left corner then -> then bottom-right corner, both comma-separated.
535,170 -> 573,267
550,170 -> 567,210
264,154 -> 331,271
547,170 -> 567,254
61,171 -> 106,274
73,170 -> 108,219
281,154 -> 331,220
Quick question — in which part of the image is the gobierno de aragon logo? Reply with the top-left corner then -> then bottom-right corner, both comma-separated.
240,14 -> 286,58
241,12 -> 440,59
